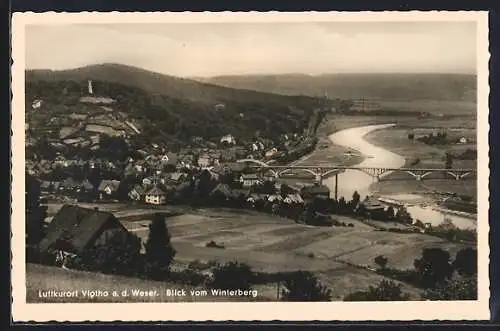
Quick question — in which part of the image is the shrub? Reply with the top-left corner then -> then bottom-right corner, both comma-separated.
414,248 -> 453,288
280,271 -> 332,302
374,255 -> 389,270
453,248 -> 477,276
343,280 -> 410,301
423,278 -> 477,300
208,261 -> 253,291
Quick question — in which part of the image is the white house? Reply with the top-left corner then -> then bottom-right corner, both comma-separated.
220,134 -> 236,145
458,137 -> 468,144
32,99 -> 43,109
265,148 -> 279,158
214,103 -> 226,111
240,174 -> 261,188
145,186 -> 166,205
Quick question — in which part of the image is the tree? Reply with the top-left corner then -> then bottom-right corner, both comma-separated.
26,173 -> 47,246
414,248 -> 454,288
395,206 -> 413,224
374,255 -> 389,270
343,280 -> 410,301
144,213 -> 176,280
385,206 -> 395,221
280,271 -> 332,301
70,230 -> 142,277
408,132 -> 415,140
351,191 -> 361,207
445,152 -> 454,170
209,261 -> 253,291
422,278 -> 477,300
453,248 -> 477,276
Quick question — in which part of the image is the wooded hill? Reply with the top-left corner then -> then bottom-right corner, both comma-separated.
26,64 -> 324,144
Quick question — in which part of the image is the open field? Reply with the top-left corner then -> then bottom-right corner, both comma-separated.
117,206 -> 470,298
38,202 -> 476,301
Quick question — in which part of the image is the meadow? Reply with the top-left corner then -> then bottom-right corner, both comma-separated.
37,203 -> 448,301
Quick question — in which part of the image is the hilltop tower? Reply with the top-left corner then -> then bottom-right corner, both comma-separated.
88,80 -> 93,95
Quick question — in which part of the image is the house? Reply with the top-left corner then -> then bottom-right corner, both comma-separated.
265,148 -> 279,158
60,178 -> 79,192
220,134 -> 236,145
210,183 -> 233,200
79,179 -> 95,193
97,180 -> 121,199
145,186 -> 167,205
300,184 -> 331,200
168,172 -> 187,184
128,185 -> 146,201
38,205 -> 133,265
214,103 -> 226,111
198,155 -> 211,168
458,137 -> 468,144
284,193 -> 304,205
40,181 -> 52,193
32,99 -> 43,109
268,194 -> 283,203
240,173 -> 261,188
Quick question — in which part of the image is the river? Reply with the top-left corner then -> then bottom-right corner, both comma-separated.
323,123 -> 476,230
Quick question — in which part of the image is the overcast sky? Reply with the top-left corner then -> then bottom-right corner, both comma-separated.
25,22 -> 477,77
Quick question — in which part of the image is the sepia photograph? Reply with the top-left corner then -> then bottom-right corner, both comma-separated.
11,11 -> 490,321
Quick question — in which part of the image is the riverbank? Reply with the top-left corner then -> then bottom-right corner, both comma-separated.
321,119 -> 476,229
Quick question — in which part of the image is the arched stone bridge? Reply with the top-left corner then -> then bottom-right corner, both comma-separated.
236,158 -> 475,183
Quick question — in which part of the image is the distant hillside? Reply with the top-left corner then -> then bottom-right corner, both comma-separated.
26,63 -> 322,107
25,64 -> 324,151
196,73 -> 477,102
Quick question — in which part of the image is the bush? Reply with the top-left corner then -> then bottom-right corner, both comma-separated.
423,278 -> 477,300
208,261 -> 253,291
414,248 -> 454,288
374,255 -> 389,270
280,271 -> 332,302
343,280 -> 410,301
453,248 -> 477,276
168,269 -> 210,286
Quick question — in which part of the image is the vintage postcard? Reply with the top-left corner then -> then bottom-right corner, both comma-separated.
11,11 -> 490,321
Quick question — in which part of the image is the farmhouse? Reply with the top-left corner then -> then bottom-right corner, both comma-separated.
265,148 -> 279,158
38,205 -> 132,265
240,173 -> 261,188
145,186 -> 167,205
220,134 -> 236,145
97,180 -> 121,199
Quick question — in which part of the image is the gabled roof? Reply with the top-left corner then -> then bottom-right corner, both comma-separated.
98,180 -> 121,192
210,183 -> 232,197
80,179 -> 94,190
38,204 -> 128,254
146,186 -> 166,196
241,173 -> 259,180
